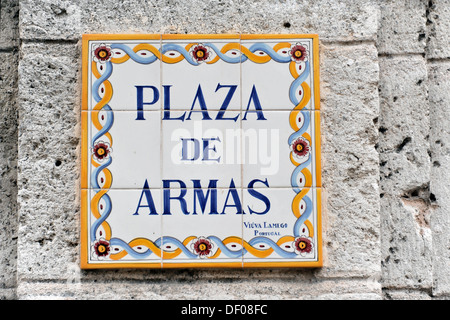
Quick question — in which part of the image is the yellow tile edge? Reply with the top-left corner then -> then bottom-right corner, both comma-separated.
81,33 -> 318,40
315,111 -> 322,187
317,188 -> 323,267
312,35 -> 321,110
80,189 -> 89,269
242,261 -> 322,268
81,261 -> 323,270
162,34 -> 240,40
81,36 -> 89,111
82,262 -> 162,270
81,112 -> 88,189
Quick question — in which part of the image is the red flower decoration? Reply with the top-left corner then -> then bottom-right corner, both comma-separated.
292,137 -> 310,157
92,141 -> 111,161
290,44 -> 307,63
293,237 -> 313,255
192,237 -> 213,258
93,44 -> 112,63
93,238 -> 110,257
190,44 -> 210,63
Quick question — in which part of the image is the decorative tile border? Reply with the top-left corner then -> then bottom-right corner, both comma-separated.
81,34 -> 322,269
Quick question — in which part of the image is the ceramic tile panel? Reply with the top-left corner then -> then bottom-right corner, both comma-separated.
81,34 -> 322,269
82,189 -> 163,268
84,36 -> 162,112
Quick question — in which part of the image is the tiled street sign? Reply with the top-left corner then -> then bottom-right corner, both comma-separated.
81,34 -> 322,269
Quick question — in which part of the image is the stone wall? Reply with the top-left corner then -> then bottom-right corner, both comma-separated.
0,0 -> 19,300
377,0 -> 449,299
0,0 -> 448,300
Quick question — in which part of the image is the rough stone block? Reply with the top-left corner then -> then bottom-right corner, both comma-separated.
0,288 -> 16,300
377,0 -> 427,54
381,194 -> 433,289
0,0 -> 19,48
17,42 -> 81,280
378,55 -> 433,289
0,51 -> 19,137
19,0 -> 84,40
378,55 -> 430,196
317,43 -> 381,278
16,277 -> 381,299
426,0 -> 450,59
0,52 -> 18,290
384,289 -> 432,300
428,61 -> 450,296
19,0 -> 379,42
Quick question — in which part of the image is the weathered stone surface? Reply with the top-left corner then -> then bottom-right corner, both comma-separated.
378,55 -> 433,289
378,55 -> 430,196
384,289 -> 432,300
17,42 -> 81,280
0,51 -> 19,137
380,194 -> 433,289
0,0 -> 19,48
377,0 -> 450,59
0,288 -> 16,300
428,61 -> 450,296
317,43 -> 381,279
0,52 -> 18,293
18,0 -> 83,40
377,0 -> 427,54
16,277 -> 381,299
426,0 -> 450,59
19,0 -> 379,42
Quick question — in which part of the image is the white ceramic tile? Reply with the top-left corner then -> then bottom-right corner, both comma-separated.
87,189 -> 162,265
161,188 -> 243,265
90,110 -> 162,189
242,110 -> 317,188
89,40 -> 162,111
241,39 -> 316,110
242,188 -> 320,264
162,110 -> 242,188
161,39 -> 241,111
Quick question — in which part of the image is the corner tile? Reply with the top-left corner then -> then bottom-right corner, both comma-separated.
241,37 -> 319,111
242,187 -> 322,267
85,189 -> 163,268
